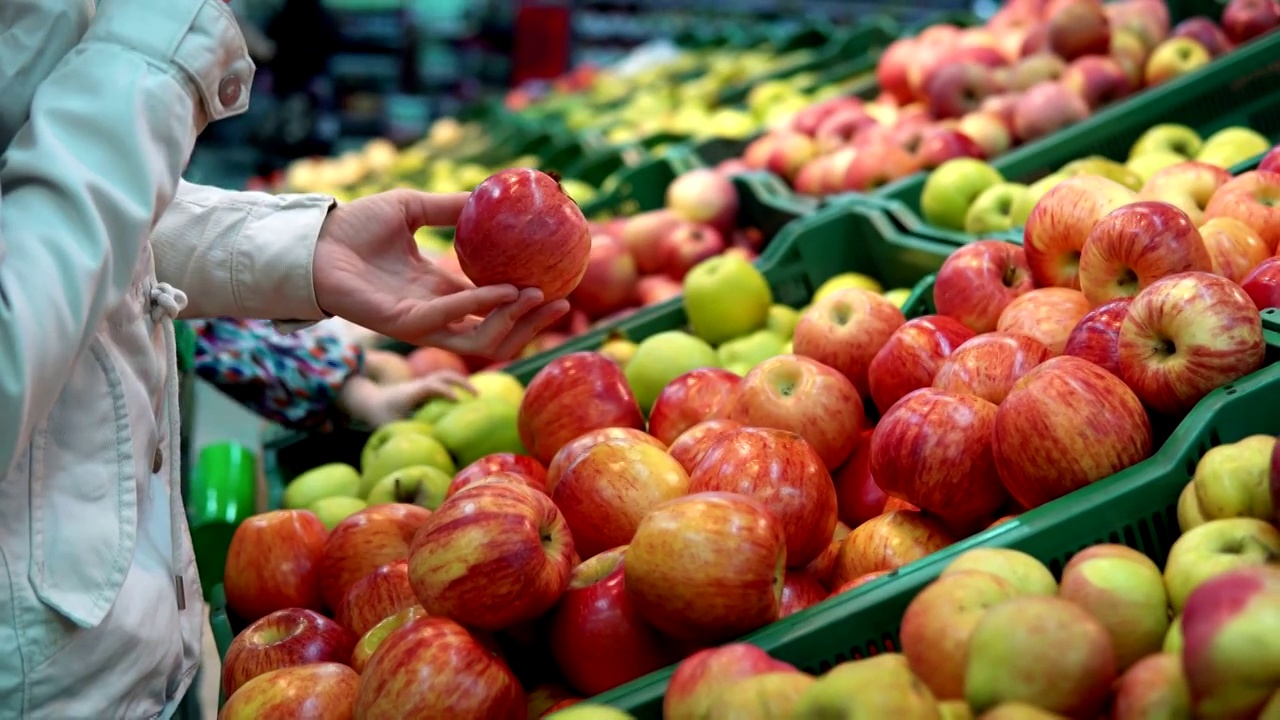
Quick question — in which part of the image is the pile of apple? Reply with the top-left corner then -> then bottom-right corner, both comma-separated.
922,125 -> 1277,233
727,0 -> 1278,197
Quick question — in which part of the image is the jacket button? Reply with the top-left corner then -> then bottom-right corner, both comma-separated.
152,448 -> 164,473
218,75 -> 242,108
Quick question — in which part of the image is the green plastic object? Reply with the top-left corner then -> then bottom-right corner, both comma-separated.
186,442 -> 258,601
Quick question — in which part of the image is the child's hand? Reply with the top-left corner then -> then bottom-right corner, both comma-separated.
338,370 -> 477,427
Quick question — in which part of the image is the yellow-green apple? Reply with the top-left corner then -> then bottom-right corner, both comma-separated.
1117,271 -> 1266,414
1078,200 -> 1214,307
994,356 -> 1153,509
518,351 -> 645,465
623,330 -> 718,413
704,672 -> 817,720
1243,256 -> 1280,310
600,336 -> 638,366
283,462 -> 361,510
1130,123 -> 1203,159
647,368 -> 740,446
793,288 -> 906,397
625,492 -> 787,642
964,183 -> 1031,234
1057,544 -> 1170,671
1198,127 -> 1274,169
1223,0 -> 1280,43
1060,55 -> 1133,110
965,595 -> 1116,718
448,452 -> 548,498
1165,614 -> 1185,654
658,223 -> 727,281
1008,53 -> 1068,92
1137,161 -> 1232,226
664,643 -> 798,720
722,355 -> 865,470
779,570 -> 829,618
1047,1 -> 1111,59
689,426 -> 837,567
545,704 -> 629,719
683,253 -> 773,345
622,209 -> 682,274
813,271 -> 883,301
996,287 -> 1091,355
806,521 -> 853,590
1145,37 -> 1211,85
900,570 -> 1021,699
1129,150 -> 1194,184
1193,434 -> 1276,521
1010,172 -> 1067,227
309,497 -> 368,530
868,316 -> 977,414
958,112 -> 1014,158
1179,480 -> 1210,532
359,426 -> 454,496
364,465 -> 453,509
1012,81 -> 1090,143
1164,517 -> 1280,612
1062,297 -> 1132,376
1206,170 -> 1280,252
871,388 -> 1007,533
224,509 -> 328,621
333,559 -> 416,637
350,605 -> 427,673
932,332 -> 1054,406
920,158 -> 1005,231
408,481 -> 574,630
545,427 -> 665,493
833,429 -> 886,528
1199,217 -> 1272,284
665,168 -> 738,232
933,241 -> 1035,334
833,510 -> 957,586
317,503 -> 431,612
571,233 -> 638,319
766,304 -> 800,339
1024,176 -> 1138,288
843,140 -> 921,191
1172,16 -> 1233,55
1061,156 -> 1143,191
924,62 -> 1002,120
793,653 -> 942,718
939,699 -> 975,720
666,419 -> 743,475
549,547 -> 674,696
1111,652 -> 1192,720
221,608 -> 357,697
942,548 -> 1058,597
355,616 -> 525,719
220,662 -> 359,720
716,328 -> 785,375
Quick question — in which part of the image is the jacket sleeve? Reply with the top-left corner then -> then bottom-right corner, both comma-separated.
0,0 -> 254,473
151,181 -> 334,322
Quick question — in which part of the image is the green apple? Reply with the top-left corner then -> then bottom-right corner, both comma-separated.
1126,150 -> 1189,184
1010,172 -> 1067,227
1192,435 -> 1276,522
1129,123 -> 1203,159
813,272 -> 882,303
624,330 -> 719,412
1057,544 -> 1170,671
963,182 -> 1031,234
716,329 -> 786,371
781,340 -> 794,355
360,432 -> 455,498
1162,517 -> 1280,613
413,397 -> 458,426
683,254 -> 772,346
545,705 -> 636,720
765,304 -> 800,340
704,108 -> 760,140
1164,614 -> 1184,655
432,396 -> 524,466
283,462 -> 361,510
307,496 -> 368,530
883,288 -> 913,309
365,464 -> 454,509
746,80 -> 796,117
360,420 -> 435,471
469,371 -> 525,407
942,548 -> 1057,597
1196,127 -> 1273,169
1060,156 -> 1144,191
793,654 -> 940,718
600,337 -> 639,366
920,158 -> 1005,231
1178,481 -> 1209,532
937,700 -> 974,720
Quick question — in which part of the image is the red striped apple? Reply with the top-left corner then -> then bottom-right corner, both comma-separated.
794,288 -> 906,398
647,367 -> 741,446
1198,217 -> 1271,284
667,419 -> 743,475
222,608 -> 357,697
1242,256 -> 1280,310
350,605 -> 427,673
448,452 -> 548,498
665,644 -> 799,720
833,429 -> 886,528
1024,176 -> 1138,288
831,570 -> 892,597
545,427 -> 665,492
833,511 -> 956,586
868,315 -> 976,414
805,521 -> 853,590
224,509 -> 328,622
1137,161 -> 1231,226
518,352 -> 646,465
933,332 -> 1055,405
933,240 -> 1034,334
1079,201 -> 1213,306
1063,297 -> 1132,377
220,663 -> 359,720
779,570 -> 829,618
1205,171 -> 1280,253
317,503 -> 432,612
333,559 -> 416,637
996,287 -> 1091,355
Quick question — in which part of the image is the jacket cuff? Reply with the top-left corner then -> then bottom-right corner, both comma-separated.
234,193 -> 335,323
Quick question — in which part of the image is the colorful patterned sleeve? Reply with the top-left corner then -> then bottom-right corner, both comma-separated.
189,317 -> 365,431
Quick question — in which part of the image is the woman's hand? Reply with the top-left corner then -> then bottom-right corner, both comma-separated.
313,189 -> 569,360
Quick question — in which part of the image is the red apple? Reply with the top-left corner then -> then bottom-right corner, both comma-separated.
408,481 -> 575,630
877,38 -> 919,104
1199,217 -> 1272,284
1111,652 -> 1192,720
780,571 -> 829,618
622,210 -> 682,275
722,354 -> 865,470
794,288 -> 906,398
220,663 -> 359,720
549,547 -> 674,695
1138,161 -> 1232,226
355,617 -> 525,718
933,332 -> 1055,405
791,97 -> 864,136
222,608 -> 357,697
317,503 -> 431,613
518,351 -> 646,465
406,347 -> 469,377
1205,171 -> 1280,253
994,355 -> 1153,509
793,157 -> 830,196
689,427 -> 838,568
1172,16 -> 1234,55
843,139 -> 919,191
665,168 -> 739,232
648,368 -> 741,446
1007,53 -> 1067,92
833,429 -> 887,528
1063,297 -> 1133,376
1260,146 -> 1280,173
454,168 -> 590,302
667,419 -> 744,475
636,274 -> 683,305
831,570 -> 893,596
1061,54 -> 1134,109
1047,1 -> 1112,59
448,452 -> 549,498
914,127 -> 987,170
997,287 -> 1092,355
867,315 -> 976,415
665,644 -> 799,720
1025,177 -> 1138,289
957,111 -> 1015,159
1242,256 -> 1280,310
833,511 -> 957,586
224,509 -> 328,621
743,131 -> 820,183
1117,271 -> 1266,414
924,62 -> 1000,120
570,233 -> 639,319
334,559 -> 417,637
1012,81 -> 1091,143
934,240 -> 1035,334
1222,0 -> 1280,44
813,106 -> 878,153
805,522 -> 853,590
544,426 -> 666,493
659,222 -> 728,281
1078,200 -> 1214,307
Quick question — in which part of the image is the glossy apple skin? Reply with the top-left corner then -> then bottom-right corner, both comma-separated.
868,315 -> 976,415
552,438 -> 691,559
624,492 -> 787,643
1205,171 -> 1280,253
1260,146 -> 1280,174
1024,176 -> 1138,289
933,241 -> 1035,334
1111,652 -> 1192,720
805,522 -> 853,590
832,511 -> 957,586
549,547 -> 674,695
660,223 -> 728,280
518,352 -> 646,465
872,388 -> 1007,532
408,481 -> 574,630
1222,0 -> 1280,44
1199,217 -> 1272,284
545,427 -> 666,492
224,509 -> 328,621
994,356 -> 1153,510
997,287 -> 1092,355
317,503 -> 431,613
667,419 -> 744,475
933,332 -> 1055,405
350,605 -> 428,674
780,571 -> 830,618
449,453 -> 549,499
333,559 -> 417,637
648,368 -> 742,446
355,616 -> 526,720
220,662 -> 359,720
689,427 -> 838,568
794,288 -> 906,398
1079,200 -> 1213,307
1172,16 -> 1234,55
1243,256 -> 1280,312
455,168 -> 590,302
722,354 -> 866,470
1182,565 -> 1280,718
1118,271 -> 1266,414
570,233 -> 639,319
665,644 -> 799,720
222,608 -> 357,698
833,429 -> 887,528
1063,297 -> 1133,377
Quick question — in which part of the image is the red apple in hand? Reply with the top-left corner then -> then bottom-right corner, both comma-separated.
933,332 -> 1055,406
1242,256 -> 1280,310
222,608 -> 357,697
1199,217 -> 1272,284
1025,176 -> 1139,288
833,429 -> 886,528
648,368 -> 741,446
997,287 -> 1092,355
665,644 -> 799,720
667,419 -> 744,475
660,223 -> 727,281
780,571 -> 829,617
549,547 -> 674,695
794,288 -> 906,397
220,663 -> 359,720
934,240 -> 1035,334
318,504 -> 432,613
1063,297 -> 1133,377
570,233 -> 639,319
224,509 -> 328,622
689,427 -> 838,568
448,453 -> 549,498
868,315 -> 976,415
545,427 -> 665,492
722,355 -> 865,470
1078,201 -> 1213,307
994,356 -> 1153,510
1117,271 -> 1266,414
519,352 -> 646,465
334,559 -> 417,637
833,511 -> 957,586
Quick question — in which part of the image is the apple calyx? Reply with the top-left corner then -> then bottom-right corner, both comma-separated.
1002,264 -> 1024,288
